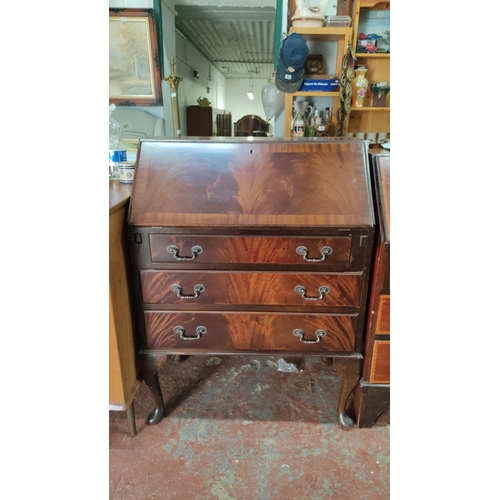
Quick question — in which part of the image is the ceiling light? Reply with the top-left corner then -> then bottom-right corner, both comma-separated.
247,82 -> 254,100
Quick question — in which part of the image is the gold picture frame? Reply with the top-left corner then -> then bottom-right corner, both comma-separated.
109,8 -> 163,106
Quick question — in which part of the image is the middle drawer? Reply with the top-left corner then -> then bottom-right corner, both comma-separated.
140,270 -> 361,307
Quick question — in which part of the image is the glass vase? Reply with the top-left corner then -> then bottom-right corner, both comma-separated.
370,82 -> 390,107
261,77 -> 285,121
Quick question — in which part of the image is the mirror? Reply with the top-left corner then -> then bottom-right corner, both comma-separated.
163,0 -> 279,136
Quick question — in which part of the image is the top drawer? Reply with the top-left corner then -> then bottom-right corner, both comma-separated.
149,234 -> 352,267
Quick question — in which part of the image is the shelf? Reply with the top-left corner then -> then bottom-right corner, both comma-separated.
348,0 -> 390,136
289,27 -> 353,40
350,107 -> 389,112
354,53 -> 390,59
282,24 -> 353,139
292,91 -> 340,98
360,0 -> 389,8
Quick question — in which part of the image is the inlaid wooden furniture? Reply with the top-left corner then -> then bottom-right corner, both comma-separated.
109,180 -> 140,436
354,152 -> 390,427
127,137 -> 375,428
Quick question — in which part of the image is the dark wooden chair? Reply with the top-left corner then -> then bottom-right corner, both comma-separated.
234,115 -> 269,137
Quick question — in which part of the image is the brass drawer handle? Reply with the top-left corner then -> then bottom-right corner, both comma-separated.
296,245 -> 333,262
293,328 -> 326,344
167,244 -> 203,261
171,284 -> 205,299
173,325 -> 207,341
294,285 -> 330,301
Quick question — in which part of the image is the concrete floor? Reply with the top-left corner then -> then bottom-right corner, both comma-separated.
110,355 -> 389,499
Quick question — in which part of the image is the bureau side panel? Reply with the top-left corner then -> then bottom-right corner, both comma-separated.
109,203 -> 138,405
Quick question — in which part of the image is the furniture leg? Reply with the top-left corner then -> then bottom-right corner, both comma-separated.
353,381 -> 390,428
126,404 -> 137,436
142,355 -> 167,425
336,357 -> 361,429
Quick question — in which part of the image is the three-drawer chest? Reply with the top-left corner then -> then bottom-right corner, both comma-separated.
127,138 -> 375,428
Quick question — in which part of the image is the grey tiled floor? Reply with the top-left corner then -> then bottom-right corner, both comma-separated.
110,355 -> 389,499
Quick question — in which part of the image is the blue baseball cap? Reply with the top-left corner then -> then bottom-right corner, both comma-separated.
276,33 -> 309,93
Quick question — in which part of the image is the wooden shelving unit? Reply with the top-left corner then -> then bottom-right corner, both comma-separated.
283,27 -> 353,139
348,0 -> 390,136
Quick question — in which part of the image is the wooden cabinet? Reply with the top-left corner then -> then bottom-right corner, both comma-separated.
234,115 -> 269,137
354,152 -> 390,427
109,181 -> 140,436
347,0 -> 390,140
283,27 -> 353,139
186,106 -> 232,137
128,138 -> 375,429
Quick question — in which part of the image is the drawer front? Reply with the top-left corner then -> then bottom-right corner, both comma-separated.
369,340 -> 390,383
149,235 -> 352,267
140,270 -> 361,307
375,295 -> 390,334
144,311 -> 356,353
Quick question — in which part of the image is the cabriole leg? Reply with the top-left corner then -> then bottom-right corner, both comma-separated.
336,357 -> 361,429
142,355 -> 167,425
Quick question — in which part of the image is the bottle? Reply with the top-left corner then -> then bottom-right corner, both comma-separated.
109,104 -> 127,179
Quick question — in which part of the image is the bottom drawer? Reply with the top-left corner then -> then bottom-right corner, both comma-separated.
144,311 -> 357,353
369,340 -> 390,383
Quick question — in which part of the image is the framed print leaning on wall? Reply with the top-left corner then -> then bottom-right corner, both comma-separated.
109,8 -> 163,106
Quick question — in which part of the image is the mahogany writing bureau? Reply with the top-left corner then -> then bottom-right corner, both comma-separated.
127,138 -> 375,428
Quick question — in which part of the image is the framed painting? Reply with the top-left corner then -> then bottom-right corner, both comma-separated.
109,8 -> 163,106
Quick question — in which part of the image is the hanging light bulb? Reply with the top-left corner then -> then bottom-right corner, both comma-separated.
261,73 -> 285,120
247,82 -> 254,100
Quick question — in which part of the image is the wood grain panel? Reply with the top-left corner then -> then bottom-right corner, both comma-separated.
109,195 -> 138,406
375,295 -> 390,334
144,311 -> 357,353
129,139 -> 374,228
140,270 -> 362,307
370,340 -> 390,383
149,235 -> 352,266
378,157 -> 390,242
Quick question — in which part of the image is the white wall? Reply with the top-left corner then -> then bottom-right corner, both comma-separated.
174,31 -> 228,134
226,78 -> 274,135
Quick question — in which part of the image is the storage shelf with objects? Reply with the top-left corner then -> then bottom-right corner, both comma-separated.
348,0 -> 390,146
282,27 -> 353,139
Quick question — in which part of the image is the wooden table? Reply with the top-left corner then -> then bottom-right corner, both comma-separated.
109,180 -> 140,436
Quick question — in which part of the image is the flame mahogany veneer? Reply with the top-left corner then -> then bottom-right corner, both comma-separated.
128,138 -> 375,429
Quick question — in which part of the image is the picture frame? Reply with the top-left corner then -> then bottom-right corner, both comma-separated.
109,8 -> 163,106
